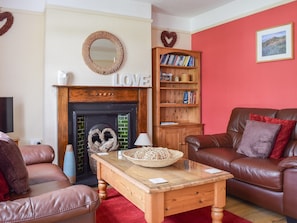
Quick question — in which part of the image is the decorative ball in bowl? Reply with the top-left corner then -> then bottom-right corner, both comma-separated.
122,147 -> 184,168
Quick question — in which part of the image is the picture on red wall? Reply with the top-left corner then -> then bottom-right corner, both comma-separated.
256,23 -> 293,62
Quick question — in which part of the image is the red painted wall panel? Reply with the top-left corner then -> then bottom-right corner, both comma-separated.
192,1 -> 297,134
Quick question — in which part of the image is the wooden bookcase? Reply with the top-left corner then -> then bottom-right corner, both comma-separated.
152,47 -> 203,157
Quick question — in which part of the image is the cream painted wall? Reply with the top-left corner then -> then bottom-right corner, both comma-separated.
0,9 -> 44,144
44,6 -> 152,162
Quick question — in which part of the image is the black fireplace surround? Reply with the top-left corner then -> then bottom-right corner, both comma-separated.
68,102 -> 137,186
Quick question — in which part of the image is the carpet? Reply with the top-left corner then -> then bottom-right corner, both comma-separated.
96,188 -> 251,223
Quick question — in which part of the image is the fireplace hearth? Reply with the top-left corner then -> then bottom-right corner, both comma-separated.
55,86 -> 148,186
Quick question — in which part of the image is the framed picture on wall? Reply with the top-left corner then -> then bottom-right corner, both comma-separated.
256,23 -> 293,63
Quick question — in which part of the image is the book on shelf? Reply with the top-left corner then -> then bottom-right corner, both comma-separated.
174,55 -> 181,66
188,91 -> 193,104
168,54 -> 176,65
188,56 -> 195,66
178,55 -> 185,66
182,56 -> 190,66
183,91 -> 188,104
160,54 -> 194,67
191,91 -> 197,104
183,91 -> 196,104
160,54 -> 169,65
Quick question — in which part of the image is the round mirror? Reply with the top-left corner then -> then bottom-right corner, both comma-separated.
82,31 -> 124,75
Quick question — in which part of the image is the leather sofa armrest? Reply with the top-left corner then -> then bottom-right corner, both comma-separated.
186,133 -> 233,151
278,156 -> 297,171
19,145 -> 55,165
283,168 -> 297,219
0,185 -> 100,223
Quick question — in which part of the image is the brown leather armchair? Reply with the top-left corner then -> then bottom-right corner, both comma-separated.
0,144 -> 100,223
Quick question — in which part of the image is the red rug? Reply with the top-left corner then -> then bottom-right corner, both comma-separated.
96,188 -> 251,223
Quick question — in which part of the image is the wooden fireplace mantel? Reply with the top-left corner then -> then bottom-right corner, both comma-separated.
54,85 -> 148,167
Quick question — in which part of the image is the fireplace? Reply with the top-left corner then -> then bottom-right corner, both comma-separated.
68,102 -> 137,185
55,86 -> 148,185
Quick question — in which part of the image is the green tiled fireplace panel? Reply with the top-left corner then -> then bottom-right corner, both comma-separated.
76,116 -> 85,174
118,114 -> 129,150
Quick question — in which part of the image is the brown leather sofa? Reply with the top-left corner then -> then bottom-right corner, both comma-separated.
0,143 -> 100,223
186,107 -> 297,221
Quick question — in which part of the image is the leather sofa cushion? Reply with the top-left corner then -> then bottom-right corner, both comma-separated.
0,135 -> 29,194
192,147 -> 245,172
27,163 -> 68,185
192,147 -> 283,191
10,180 -> 71,200
230,157 -> 283,191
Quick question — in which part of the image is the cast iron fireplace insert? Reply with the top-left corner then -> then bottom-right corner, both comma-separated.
68,102 -> 137,186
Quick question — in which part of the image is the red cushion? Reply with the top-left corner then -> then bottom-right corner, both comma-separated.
250,113 -> 296,159
250,113 -> 266,122
0,170 -> 10,201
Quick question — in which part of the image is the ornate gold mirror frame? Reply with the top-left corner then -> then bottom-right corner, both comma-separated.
82,31 -> 124,75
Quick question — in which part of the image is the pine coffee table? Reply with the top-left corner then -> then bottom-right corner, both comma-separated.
92,150 -> 233,223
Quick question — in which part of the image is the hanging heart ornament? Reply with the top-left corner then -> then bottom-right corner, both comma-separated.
0,11 -> 14,36
161,31 -> 177,48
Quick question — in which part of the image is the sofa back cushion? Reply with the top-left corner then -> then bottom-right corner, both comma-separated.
227,108 -> 297,158
227,108 -> 278,148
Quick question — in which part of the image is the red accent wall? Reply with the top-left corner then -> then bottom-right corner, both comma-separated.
192,1 -> 297,134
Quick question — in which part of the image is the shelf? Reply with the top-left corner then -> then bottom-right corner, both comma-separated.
160,103 -> 198,108
160,121 -> 179,126
160,87 -> 197,90
160,81 -> 198,84
160,122 -> 202,127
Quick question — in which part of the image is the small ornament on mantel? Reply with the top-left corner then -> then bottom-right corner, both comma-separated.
161,31 -> 177,48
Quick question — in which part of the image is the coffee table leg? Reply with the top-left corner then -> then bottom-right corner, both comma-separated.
212,180 -> 226,223
98,179 -> 107,200
144,193 -> 164,223
96,160 -> 107,200
211,206 -> 224,223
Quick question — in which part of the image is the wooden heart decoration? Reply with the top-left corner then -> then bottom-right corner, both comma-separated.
0,12 -> 14,36
161,31 -> 177,48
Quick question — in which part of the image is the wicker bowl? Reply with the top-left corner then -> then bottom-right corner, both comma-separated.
123,147 -> 183,168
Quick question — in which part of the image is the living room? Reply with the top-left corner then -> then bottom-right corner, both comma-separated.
1,0 -> 296,152
1,0 -> 297,222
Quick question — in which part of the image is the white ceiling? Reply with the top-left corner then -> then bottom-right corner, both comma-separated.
132,0 -> 294,31
133,0 -> 235,18
0,0 -> 294,32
